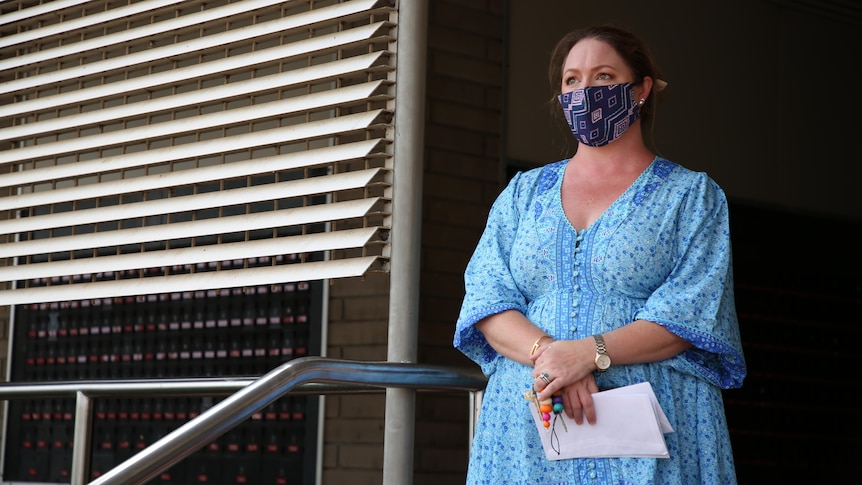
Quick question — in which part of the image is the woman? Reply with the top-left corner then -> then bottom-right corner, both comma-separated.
454,25 -> 746,484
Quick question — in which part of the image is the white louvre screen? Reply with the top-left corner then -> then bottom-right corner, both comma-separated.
0,0 -> 395,307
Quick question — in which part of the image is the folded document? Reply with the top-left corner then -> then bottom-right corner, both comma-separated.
527,381 -> 673,460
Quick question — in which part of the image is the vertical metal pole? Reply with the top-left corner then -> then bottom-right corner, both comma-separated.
70,391 -> 94,485
469,390 -> 483,452
384,1 -> 428,485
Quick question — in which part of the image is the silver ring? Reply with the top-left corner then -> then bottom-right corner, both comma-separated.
540,372 -> 551,385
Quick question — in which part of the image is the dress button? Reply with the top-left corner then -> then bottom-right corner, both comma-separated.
589,471 -> 597,479
587,462 -> 595,469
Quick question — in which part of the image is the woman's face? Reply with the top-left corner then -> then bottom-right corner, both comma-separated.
560,37 -> 635,94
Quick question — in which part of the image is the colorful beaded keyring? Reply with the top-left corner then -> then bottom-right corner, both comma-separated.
540,393 -> 565,429
524,388 -> 568,454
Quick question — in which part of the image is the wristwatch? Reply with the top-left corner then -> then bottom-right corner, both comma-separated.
593,334 -> 611,372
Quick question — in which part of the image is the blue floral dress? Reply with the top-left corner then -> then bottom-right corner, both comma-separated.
454,157 -> 746,484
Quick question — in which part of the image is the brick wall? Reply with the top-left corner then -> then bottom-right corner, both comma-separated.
0,1 -> 505,483
0,305 -> 6,380
1,162 -> 9,377
0,303 -> 6,433
0,160 -> 9,434
417,0 -> 504,483
322,274 -> 390,484
320,1 -> 506,484
723,204 -> 862,483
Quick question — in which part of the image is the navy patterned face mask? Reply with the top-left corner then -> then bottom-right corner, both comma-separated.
558,82 -> 640,147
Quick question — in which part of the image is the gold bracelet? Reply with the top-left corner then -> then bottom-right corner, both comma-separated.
529,335 -> 552,356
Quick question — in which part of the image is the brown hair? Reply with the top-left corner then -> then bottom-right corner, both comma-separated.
548,25 -> 665,145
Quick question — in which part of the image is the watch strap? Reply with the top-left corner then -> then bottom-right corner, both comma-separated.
593,334 -> 610,371
594,334 -> 607,354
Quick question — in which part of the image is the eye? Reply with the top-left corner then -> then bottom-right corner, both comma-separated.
597,72 -> 612,81
563,76 -> 578,86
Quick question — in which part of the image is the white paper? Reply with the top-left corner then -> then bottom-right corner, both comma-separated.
527,381 -> 673,460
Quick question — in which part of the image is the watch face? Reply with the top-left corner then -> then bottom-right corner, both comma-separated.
596,354 -> 611,370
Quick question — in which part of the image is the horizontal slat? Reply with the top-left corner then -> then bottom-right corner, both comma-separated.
0,52 -> 388,142
0,227 -> 380,282
1,156 -> 385,223
0,0 -> 187,48
0,22 -> 391,118
0,0 -> 91,27
1,0 -> 385,71
0,198 -> 384,258
0,118 -> 388,190
0,169 -> 384,236
0,10 -> 389,95
0,82 -> 388,165
0,256 -> 384,306
0,139 -> 382,211
0,0 -> 396,307
0,0 -> 272,51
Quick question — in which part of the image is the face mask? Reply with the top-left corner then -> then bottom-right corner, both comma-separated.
558,82 -> 640,147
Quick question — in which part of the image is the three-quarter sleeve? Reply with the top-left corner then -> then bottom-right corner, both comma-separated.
454,172 -> 531,376
635,174 -> 746,389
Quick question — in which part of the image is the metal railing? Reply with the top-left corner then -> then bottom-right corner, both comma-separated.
0,356 -> 487,485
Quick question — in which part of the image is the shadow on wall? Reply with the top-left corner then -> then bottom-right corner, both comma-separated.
725,201 -> 861,482
507,0 -> 862,223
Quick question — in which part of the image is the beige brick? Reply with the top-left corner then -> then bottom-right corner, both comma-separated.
430,100 -> 501,136
425,123 -> 487,157
419,295 -> 465,322
414,471 -> 469,485
426,74 -> 488,107
340,345 -> 387,361
322,468 -> 382,485
483,133 -> 501,158
327,297 -> 344,321
341,297 -> 390,321
329,275 -> 389,298
326,321 -> 388,346
416,394 -> 472,422
424,197 -> 492,228
322,443 -> 338,469
432,1 -> 504,39
421,221 -> 483,253
431,51 -> 501,86
417,323 -> 459,348
425,147 -> 500,182
422,248 -> 472,275
337,394 -> 385,419
416,444 -> 470,473
324,418 -> 384,442
336,443 -> 384,469
484,84 -> 503,110
323,346 -> 345,359
423,171 -> 485,203
427,27 -> 489,64
325,395 -> 341,417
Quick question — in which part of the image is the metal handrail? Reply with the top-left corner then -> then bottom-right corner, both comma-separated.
0,356 -> 487,485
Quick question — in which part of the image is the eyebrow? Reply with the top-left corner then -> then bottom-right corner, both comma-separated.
563,64 -> 618,74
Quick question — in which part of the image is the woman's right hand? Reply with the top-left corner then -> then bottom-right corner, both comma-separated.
531,338 -> 600,424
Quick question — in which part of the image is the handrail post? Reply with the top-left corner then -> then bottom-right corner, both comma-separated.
469,390 -> 482,452
386,1 -> 429,484
70,390 -> 94,485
